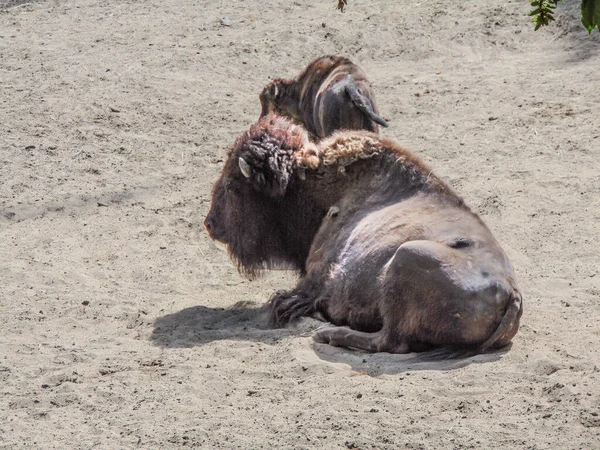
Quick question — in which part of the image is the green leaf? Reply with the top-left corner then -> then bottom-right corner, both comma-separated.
529,0 -> 571,30
581,0 -> 600,32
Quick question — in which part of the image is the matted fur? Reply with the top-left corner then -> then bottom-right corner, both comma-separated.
296,130 -> 461,202
228,114 -> 314,161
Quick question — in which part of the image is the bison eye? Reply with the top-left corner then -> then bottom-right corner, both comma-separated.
223,180 -> 234,192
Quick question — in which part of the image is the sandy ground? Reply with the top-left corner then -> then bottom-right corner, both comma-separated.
1,0 -> 599,448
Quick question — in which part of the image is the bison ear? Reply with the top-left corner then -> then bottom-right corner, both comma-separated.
239,157 -> 252,178
238,155 -> 286,197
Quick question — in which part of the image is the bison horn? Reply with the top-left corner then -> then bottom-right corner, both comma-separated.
239,157 -> 252,178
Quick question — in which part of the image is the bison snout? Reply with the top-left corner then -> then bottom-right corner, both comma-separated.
204,213 -> 217,238
204,210 -> 228,242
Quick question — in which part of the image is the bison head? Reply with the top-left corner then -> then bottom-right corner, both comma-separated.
259,79 -> 300,122
204,115 -> 317,276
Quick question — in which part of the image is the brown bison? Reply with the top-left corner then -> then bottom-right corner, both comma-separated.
259,55 -> 389,140
204,116 -> 522,354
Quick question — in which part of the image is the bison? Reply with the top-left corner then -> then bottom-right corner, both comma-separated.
204,115 -> 522,354
259,55 -> 389,140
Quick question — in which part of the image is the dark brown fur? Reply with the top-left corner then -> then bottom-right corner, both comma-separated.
204,116 -> 323,278
259,55 -> 388,140
205,116 -> 522,354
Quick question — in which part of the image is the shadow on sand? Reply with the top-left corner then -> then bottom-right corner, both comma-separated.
306,340 -> 510,376
151,300 -> 299,348
152,301 -> 510,376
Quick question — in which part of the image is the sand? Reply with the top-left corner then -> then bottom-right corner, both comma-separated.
1,0 -> 599,448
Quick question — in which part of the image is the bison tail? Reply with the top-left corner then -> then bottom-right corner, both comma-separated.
268,291 -> 315,328
345,80 -> 389,128
478,291 -> 523,352
408,291 -> 522,362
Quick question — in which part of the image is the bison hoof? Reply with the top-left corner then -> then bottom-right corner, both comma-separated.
313,325 -> 361,348
313,326 -> 392,353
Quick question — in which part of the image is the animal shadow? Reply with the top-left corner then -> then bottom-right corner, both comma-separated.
151,300 -> 298,348
151,302 -> 510,375
308,339 -> 510,376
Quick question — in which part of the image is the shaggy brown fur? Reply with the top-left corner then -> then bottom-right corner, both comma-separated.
259,55 -> 388,140
205,115 -> 523,354
204,116 -> 323,277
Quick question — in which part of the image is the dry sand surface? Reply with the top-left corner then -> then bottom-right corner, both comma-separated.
1,0 -> 599,448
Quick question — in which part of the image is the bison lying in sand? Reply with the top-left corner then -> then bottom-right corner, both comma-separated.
204,116 -> 522,354
259,55 -> 388,140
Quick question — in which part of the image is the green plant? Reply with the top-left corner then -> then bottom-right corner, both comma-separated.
528,0 -> 561,30
529,0 -> 600,32
335,0 -> 599,33
580,0 -> 600,32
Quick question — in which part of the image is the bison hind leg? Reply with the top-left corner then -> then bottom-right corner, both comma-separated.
313,326 -> 409,354
268,291 -> 316,328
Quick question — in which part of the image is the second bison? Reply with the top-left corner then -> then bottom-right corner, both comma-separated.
259,55 -> 389,139
204,116 -> 522,354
